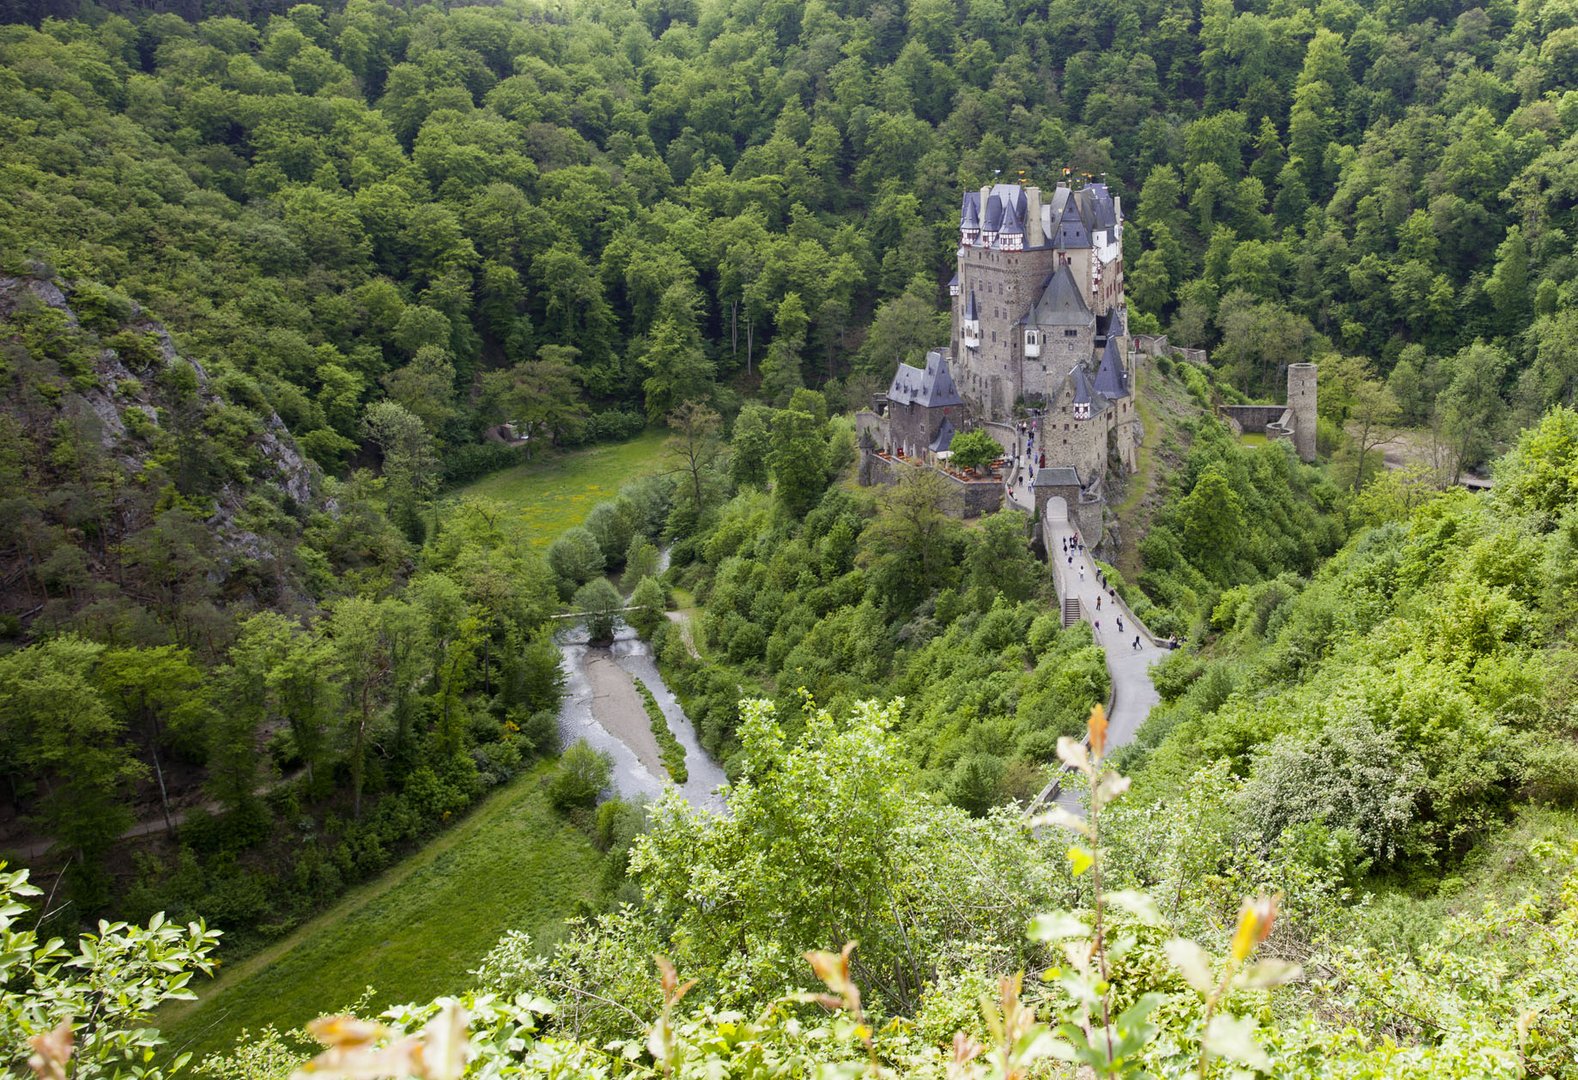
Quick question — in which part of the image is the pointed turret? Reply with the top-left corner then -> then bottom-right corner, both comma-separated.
1094,335 -> 1129,399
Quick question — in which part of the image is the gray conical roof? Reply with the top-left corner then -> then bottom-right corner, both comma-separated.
999,194 -> 1023,235
1094,335 -> 1129,398
1029,265 -> 1094,327
1052,199 -> 1089,249
961,191 -> 980,229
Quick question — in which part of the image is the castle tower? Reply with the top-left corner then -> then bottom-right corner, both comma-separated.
1288,362 -> 1317,463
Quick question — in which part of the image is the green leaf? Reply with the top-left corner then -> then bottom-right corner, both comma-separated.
1164,937 -> 1216,995
1203,1013 -> 1270,1070
1027,911 -> 1089,941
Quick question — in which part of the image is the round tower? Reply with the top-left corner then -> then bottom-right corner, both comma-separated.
1288,363 -> 1318,463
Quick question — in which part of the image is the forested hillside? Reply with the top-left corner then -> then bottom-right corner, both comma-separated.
4,0 -> 1578,1075
1,0 -> 1575,464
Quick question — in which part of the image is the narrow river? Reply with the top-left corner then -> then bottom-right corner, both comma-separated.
556,624 -> 729,813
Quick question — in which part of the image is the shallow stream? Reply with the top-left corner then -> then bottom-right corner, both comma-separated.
556,623 -> 728,813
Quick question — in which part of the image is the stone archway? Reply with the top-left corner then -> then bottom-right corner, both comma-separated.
1044,495 -> 1069,523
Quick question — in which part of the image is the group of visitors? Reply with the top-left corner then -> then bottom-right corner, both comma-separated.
1062,531 -> 1154,653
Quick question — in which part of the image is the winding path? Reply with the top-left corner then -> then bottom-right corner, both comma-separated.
1031,504 -> 1168,815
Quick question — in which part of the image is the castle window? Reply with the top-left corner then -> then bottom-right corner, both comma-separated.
1064,329 -> 1078,338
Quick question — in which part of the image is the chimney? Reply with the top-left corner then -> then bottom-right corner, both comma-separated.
1025,186 -> 1041,246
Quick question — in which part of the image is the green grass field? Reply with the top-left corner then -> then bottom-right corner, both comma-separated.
455,429 -> 670,546
158,764 -> 600,1067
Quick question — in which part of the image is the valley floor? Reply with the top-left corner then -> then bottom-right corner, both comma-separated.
157,761 -> 601,1068
455,430 -> 671,547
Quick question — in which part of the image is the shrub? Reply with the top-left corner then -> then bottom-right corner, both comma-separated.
442,441 -> 522,484
949,428 -> 1001,472
574,577 -> 624,642
627,575 -> 668,639
633,677 -> 688,783
548,741 -> 612,810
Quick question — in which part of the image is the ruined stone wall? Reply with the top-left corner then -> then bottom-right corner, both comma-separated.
1219,404 -> 1287,433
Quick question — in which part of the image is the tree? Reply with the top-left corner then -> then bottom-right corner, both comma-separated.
0,638 -> 143,901
767,407 -> 829,519
548,740 -> 612,810
640,284 -> 714,421
628,575 -> 667,640
574,577 -> 625,643
1344,375 -> 1400,493
479,352 -> 588,451
96,646 -> 212,837
855,284 -> 949,377
729,403 -> 773,489
364,400 -> 440,541
1173,463 -> 1244,575
547,527 -> 605,598
1436,341 -> 1510,479
965,510 -> 1041,602
948,428 -> 1000,473
859,467 -> 962,609
758,293 -> 808,406
328,596 -> 389,819
381,344 -> 458,436
665,401 -> 722,516
621,536 -> 660,592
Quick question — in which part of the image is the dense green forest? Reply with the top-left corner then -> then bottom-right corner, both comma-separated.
3,0 -> 1578,1074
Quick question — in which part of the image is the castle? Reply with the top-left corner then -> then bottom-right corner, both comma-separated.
859,178 -> 1142,541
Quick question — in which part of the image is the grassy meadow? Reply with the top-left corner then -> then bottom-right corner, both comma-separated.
158,763 -> 600,1066
455,429 -> 670,545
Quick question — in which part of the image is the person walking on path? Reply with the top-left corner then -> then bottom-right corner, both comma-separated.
1133,635 -> 1141,650
1096,595 -> 1102,610
1079,565 -> 1085,581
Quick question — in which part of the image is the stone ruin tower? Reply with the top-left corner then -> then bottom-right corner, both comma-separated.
1287,362 -> 1318,463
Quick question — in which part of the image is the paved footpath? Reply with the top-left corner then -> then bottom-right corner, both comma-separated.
1034,507 -> 1168,815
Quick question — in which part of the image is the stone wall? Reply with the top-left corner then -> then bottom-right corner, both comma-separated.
858,450 -> 1003,519
950,473 -> 1006,518
1219,404 -> 1288,433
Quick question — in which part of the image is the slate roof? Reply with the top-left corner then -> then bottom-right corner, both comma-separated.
981,183 -> 1028,233
960,191 -> 980,229
1051,199 -> 1089,249
1067,364 -> 1111,416
1028,264 -> 1094,327
1082,182 -> 1118,232
998,194 -> 1023,236
929,416 -> 956,453
948,271 -> 960,290
887,350 -> 963,408
1094,336 -> 1130,398
1033,466 -> 1082,488
964,288 -> 979,321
